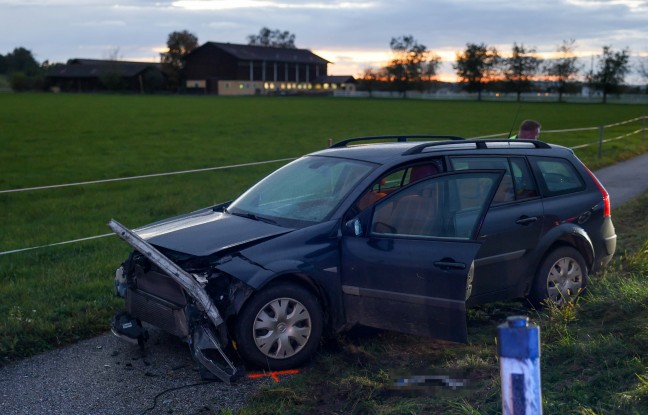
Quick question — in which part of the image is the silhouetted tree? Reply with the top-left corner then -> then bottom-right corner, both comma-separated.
360,67 -> 381,97
639,58 -> 648,93
100,47 -> 125,91
247,27 -> 296,48
386,35 -> 435,95
2,47 -> 40,76
454,43 -> 500,101
545,39 -> 582,102
588,46 -> 631,103
503,43 -> 542,101
422,53 -> 442,89
0,54 -> 7,74
0,47 -> 43,91
160,30 -> 198,90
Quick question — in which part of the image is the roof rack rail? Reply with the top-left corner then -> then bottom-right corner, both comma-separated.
330,135 -> 465,148
402,139 -> 552,155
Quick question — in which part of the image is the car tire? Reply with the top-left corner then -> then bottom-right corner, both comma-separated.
530,246 -> 588,307
235,283 -> 323,370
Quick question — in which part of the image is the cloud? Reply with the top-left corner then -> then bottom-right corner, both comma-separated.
72,20 -> 127,27
1,0 -> 647,82
172,0 -> 376,11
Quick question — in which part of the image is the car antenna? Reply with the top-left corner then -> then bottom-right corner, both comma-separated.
507,102 -> 523,139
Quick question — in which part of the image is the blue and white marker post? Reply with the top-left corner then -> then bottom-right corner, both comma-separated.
498,316 -> 542,415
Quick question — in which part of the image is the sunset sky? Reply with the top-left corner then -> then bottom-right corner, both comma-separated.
2,0 -> 647,82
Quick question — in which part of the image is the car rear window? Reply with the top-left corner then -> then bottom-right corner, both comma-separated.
531,157 -> 585,196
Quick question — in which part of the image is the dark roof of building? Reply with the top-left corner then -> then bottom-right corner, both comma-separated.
314,75 -> 356,84
47,59 -> 162,78
195,42 -> 330,65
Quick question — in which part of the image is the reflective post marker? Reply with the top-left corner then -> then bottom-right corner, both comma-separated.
498,316 -> 542,415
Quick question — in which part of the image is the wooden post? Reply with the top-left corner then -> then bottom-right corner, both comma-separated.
498,316 -> 542,415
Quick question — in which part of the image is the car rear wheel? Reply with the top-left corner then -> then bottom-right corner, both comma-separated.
235,283 -> 323,370
530,246 -> 588,307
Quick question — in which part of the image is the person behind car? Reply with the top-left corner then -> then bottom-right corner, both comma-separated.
510,119 -> 541,140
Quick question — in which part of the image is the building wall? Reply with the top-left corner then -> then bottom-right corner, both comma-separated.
234,61 -> 326,83
184,44 -> 238,80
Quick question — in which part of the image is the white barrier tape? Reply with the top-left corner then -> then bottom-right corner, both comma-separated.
0,233 -> 113,256
1,120 -> 646,257
603,116 -> 646,128
543,126 -> 599,133
602,128 -> 645,143
538,116 -> 646,134
0,157 -> 296,195
2,117 -> 645,195
569,128 -> 644,149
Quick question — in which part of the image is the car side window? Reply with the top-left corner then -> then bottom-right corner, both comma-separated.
531,157 -> 585,196
510,158 -> 539,200
449,156 -> 538,204
371,171 -> 501,239
354,159 -> 444,212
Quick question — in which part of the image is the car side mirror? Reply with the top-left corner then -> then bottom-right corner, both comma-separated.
345,219 -> 364,237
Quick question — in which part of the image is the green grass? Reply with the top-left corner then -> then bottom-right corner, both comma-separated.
0,93 -> 647,366
238,191 -> 648,415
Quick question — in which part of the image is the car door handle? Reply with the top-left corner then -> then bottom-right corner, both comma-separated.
433,261 -> 466,270
515,216 -> 538,225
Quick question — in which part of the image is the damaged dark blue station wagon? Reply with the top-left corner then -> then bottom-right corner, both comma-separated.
109,136 -> 616,383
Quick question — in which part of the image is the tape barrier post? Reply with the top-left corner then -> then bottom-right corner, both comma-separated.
498,316 -> 542,415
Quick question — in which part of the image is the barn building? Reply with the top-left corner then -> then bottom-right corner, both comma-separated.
46,59 -> 166,93
183,42 -> 356,95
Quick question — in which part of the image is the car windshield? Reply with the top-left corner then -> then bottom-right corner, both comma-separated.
228,156 -> 375,226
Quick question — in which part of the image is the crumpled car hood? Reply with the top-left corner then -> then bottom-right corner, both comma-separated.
134,210 -> 291,257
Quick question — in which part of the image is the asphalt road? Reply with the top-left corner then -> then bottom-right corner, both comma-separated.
590,152 -> 648,208
0,328 -> 271,415
1,152 -> 646,415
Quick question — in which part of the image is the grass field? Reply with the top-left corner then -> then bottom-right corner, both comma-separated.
1,93 -> 647,373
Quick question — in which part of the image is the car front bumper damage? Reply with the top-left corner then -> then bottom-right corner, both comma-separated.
108,219 -> 239,384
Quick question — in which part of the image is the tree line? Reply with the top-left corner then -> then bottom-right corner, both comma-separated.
2,28 -> 646,102
363,36 -> 643,103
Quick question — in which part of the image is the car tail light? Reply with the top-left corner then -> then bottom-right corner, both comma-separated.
584,167 -> 611,217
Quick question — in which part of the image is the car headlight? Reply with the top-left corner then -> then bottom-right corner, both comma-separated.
114,265 -> 127,298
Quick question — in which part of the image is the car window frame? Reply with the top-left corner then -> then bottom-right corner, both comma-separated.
364,169 -> 505,241
528,155 -> 586,197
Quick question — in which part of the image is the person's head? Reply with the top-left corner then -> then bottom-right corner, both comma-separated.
518,119 -> 542,140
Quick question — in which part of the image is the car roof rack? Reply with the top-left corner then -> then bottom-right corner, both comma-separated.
330,135 -> 465,148
402,139 -> 552,155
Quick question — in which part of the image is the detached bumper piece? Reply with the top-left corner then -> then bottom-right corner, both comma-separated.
111,312 -> 149,347
108,219 -> 238,384
192,324 -> 241,384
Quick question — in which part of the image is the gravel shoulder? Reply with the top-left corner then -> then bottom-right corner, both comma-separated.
1,152 -> 646,415
0,327 -> 270,415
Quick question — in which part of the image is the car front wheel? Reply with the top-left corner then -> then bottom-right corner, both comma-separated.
235,283 -> 323,370
530,246 -> 588,307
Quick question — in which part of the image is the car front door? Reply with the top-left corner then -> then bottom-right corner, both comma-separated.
340,171 -> 503,343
